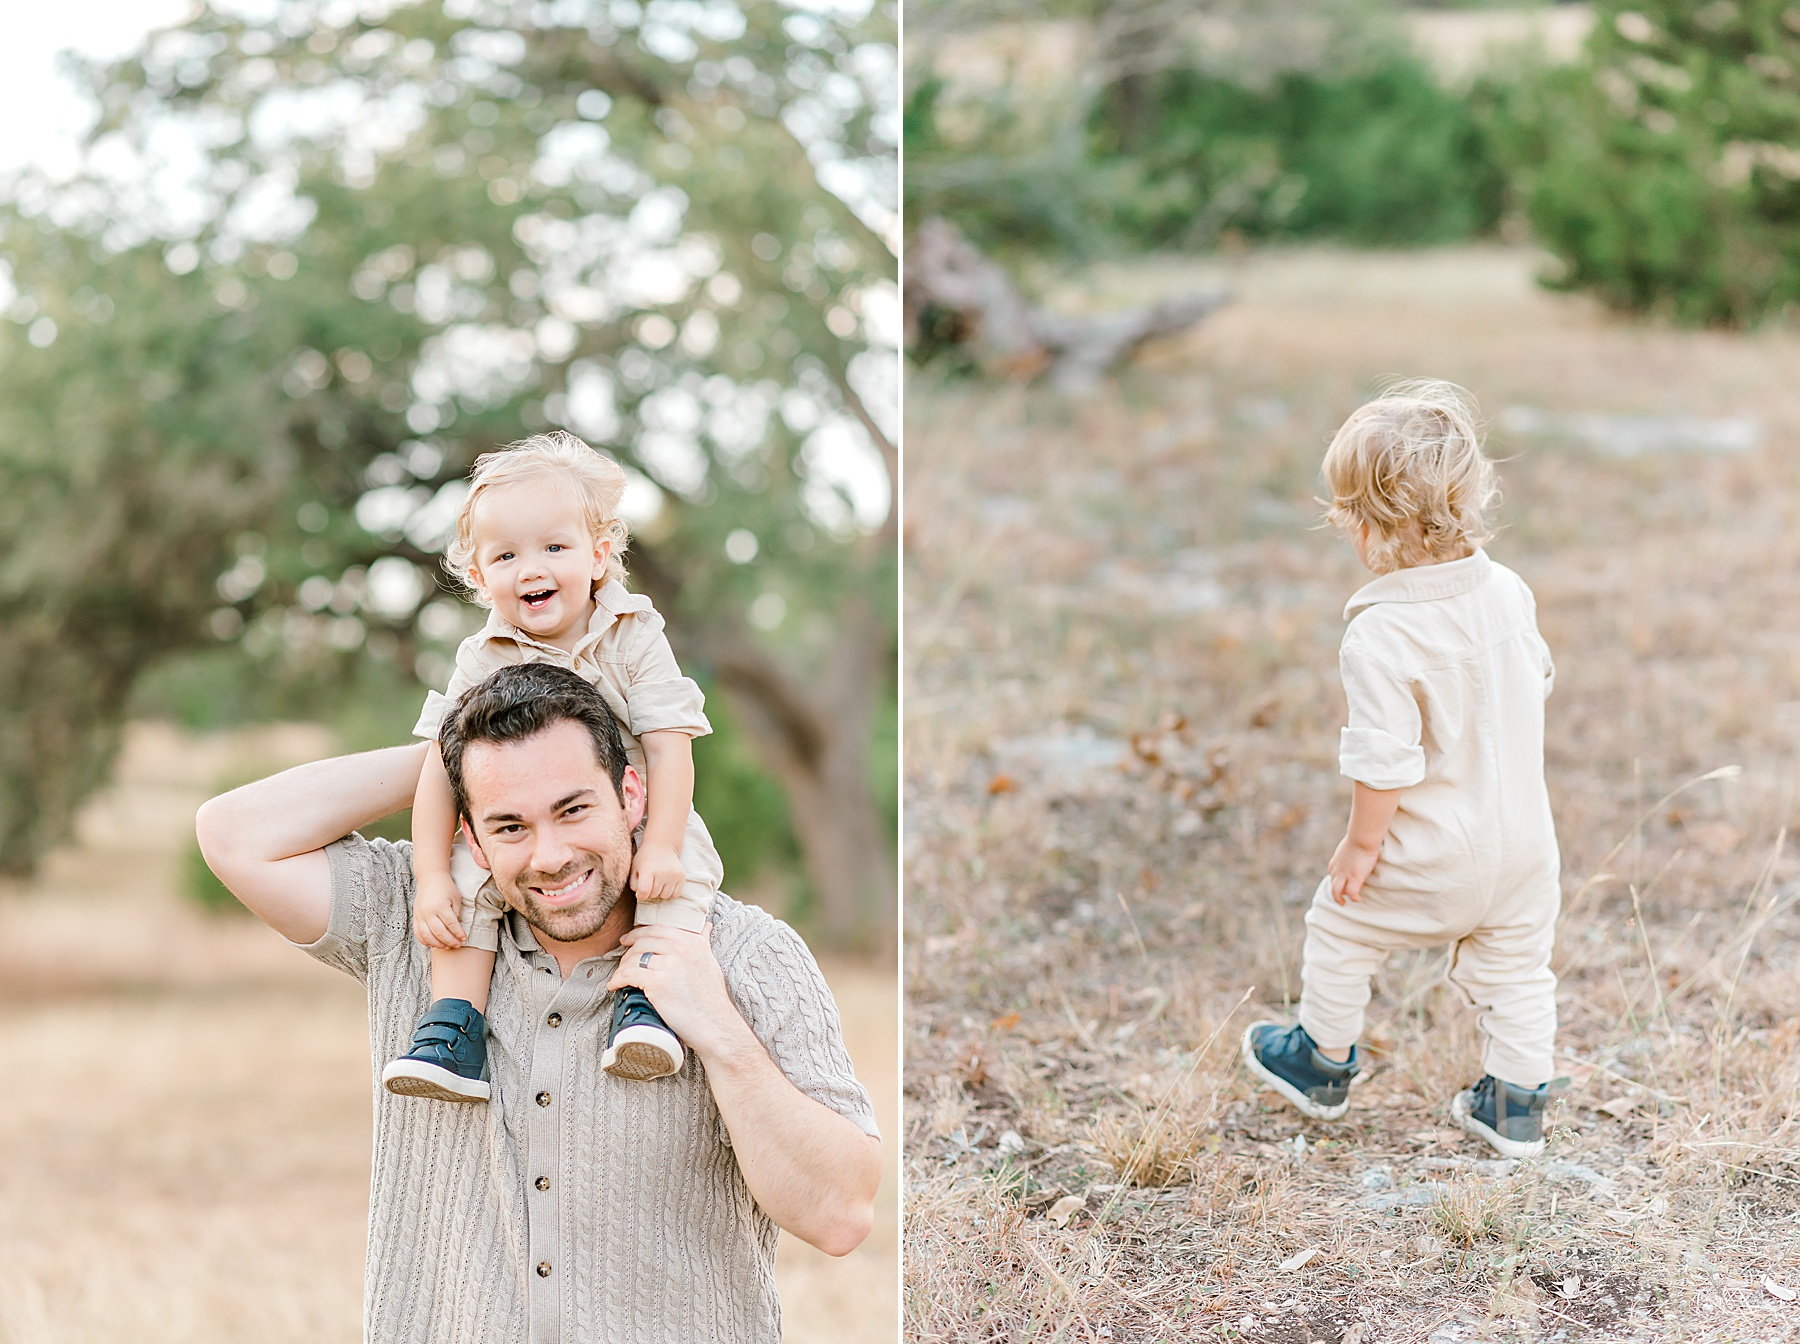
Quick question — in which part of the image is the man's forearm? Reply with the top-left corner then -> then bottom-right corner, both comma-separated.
196,742 -> 427,942
697,1019 -> 880,1257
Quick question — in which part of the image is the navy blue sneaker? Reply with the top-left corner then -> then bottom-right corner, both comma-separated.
602,987 -> 684,1080
1241,1020 -> 1360,1120
381,998 -> 491,1102
1452,1074 -> 1549,1158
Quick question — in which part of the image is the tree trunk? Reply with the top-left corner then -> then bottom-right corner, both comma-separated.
632,548 -> 895,952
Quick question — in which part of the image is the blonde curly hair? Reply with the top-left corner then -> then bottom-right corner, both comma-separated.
445,431 -> 631,601
1322,379 -> 1498,574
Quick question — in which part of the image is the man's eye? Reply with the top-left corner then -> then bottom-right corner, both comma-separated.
561,805 -> 586,819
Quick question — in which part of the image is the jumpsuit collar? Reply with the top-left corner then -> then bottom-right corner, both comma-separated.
1344,548 -> 1492,621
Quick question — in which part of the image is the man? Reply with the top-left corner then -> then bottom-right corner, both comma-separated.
196,663 -> 881,1344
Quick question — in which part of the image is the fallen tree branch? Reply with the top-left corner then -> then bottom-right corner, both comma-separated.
904,215 -> 1229,391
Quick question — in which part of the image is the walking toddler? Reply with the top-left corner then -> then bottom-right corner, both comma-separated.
381,431 -> 724,1101
1242,380 -> 1561,1158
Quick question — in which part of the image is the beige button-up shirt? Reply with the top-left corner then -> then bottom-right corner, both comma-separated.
306,835 -> 879,1344
1337,549 -> 1558,889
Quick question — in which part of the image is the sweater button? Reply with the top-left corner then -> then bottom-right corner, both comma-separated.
536,1091 -> 551,1107
547,1013 -> 562,1027
537,1262 -> 552,1278
535,1176 -> 550,1191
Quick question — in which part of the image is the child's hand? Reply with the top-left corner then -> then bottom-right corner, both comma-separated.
414,872 -> 468,949
1327,834 -> 1381,905
631,842 -> 687,904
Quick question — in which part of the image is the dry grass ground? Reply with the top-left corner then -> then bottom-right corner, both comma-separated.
904,246 -> 1800,1342
0,722 -> 897,1344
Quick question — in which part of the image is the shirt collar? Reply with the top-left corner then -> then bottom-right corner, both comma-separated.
504,907 -> 629,964
478,579 -> 654,659
1344,548 -> 1492,620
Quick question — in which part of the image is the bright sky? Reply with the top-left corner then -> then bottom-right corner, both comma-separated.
0,1 -> 193,176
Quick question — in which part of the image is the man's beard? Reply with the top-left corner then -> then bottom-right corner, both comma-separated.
501,850 -> 631,944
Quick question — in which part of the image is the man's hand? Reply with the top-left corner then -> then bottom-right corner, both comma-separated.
608,923 -> 734,1055
629,841 -> 687,904
607,921 -> 880,1258
413,872 -> 467,949
1327,834 -> 1380,905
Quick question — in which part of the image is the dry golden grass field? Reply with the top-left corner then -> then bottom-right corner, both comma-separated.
0,722 -> 897,1344
904,246 -> 1800,1342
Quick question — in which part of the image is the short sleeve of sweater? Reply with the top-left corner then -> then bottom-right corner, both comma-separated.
291,834 -> 417,984
1338,639 -> 1427,791
715,911 -> 880,1139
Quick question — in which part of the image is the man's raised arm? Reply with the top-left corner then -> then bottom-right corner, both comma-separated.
195,743 -> 428,944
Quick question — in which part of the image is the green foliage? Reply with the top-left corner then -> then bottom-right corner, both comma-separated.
690,682 -> 802,892
905,30 -> 1503,259
903,76 -> 1128,260
0,0 -> 897,944
1484,0 -> 1800,326
1100,54 -> 1507,248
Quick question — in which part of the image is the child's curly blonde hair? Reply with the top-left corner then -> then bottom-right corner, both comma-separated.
1322,379 -> 1497,574
445,431 -> 631,600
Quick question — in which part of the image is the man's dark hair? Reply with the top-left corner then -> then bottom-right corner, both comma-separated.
439,663 -> 631,823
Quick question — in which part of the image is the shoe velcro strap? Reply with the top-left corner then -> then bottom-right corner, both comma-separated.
417,1005 -> 480,1034
413,1023 -> 471,1049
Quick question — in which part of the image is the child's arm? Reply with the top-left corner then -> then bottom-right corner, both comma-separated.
411,743 -> 470,947
631,729 -> 695,902
1327,782 -> 1403,905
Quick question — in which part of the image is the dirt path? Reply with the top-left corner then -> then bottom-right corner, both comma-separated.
0,722 -> 896,1344
906,246 -> 1800,1341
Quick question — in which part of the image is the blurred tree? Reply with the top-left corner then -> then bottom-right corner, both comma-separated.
0,0 -> 897,948
1484,0 -> 1800,325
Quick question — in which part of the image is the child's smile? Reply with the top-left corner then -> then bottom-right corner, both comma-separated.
468,483 -> 611,651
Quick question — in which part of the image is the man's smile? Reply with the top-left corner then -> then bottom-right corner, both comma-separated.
528,865 -> 594,907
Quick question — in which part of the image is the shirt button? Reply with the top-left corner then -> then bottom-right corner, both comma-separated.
535,1176 -> 550,1191
536,1091 -> 551,1107
547,1013 -> 562,1027
537,1262 -> 552,1278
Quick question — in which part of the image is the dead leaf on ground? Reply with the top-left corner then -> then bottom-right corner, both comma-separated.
1047,1194 -> 1086,1228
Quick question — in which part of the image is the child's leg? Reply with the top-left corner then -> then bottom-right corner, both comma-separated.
1296,878 -> 1394,1058
1444,870 -> 1559,1089
432,945 -> 498,1014
433,842 -> 508,1012
632,879 -> 712,933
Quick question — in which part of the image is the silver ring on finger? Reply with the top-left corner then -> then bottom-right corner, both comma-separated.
639,950 -> 654,969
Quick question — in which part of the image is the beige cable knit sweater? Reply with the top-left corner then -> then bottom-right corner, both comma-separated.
302,835 -> 878,1344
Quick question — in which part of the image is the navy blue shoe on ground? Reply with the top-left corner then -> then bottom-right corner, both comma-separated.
602,987 -> 684,1080
381,997 -> 491,1102
1241,1020 -> 1360,1120
1452,1074 -> 1550,1159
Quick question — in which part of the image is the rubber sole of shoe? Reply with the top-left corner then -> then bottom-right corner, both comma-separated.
1239,1021 -> 1351,1121
381,1058 -> 491,1102
1450,1088 -> 1545,1160
602,1026 -> 684,1080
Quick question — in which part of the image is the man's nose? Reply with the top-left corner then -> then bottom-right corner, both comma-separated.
528,826 -> 575,878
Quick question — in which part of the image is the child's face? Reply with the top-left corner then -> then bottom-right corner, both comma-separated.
467,483 -> 611,645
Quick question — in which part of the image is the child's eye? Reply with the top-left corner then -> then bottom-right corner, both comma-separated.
546,544 -> 564,553
496,551 -> 514,562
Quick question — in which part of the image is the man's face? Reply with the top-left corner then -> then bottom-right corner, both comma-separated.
458,719 -> 644,943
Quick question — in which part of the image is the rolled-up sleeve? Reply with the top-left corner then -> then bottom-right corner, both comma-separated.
412,690 -> 454,740
1338,641 -> 1426,790
624,619 -> 712,738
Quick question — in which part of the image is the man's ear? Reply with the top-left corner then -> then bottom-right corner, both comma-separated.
460,818 -> 491,871
618,764 -> 647,832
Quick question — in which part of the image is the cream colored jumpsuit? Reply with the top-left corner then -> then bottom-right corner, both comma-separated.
412,579 -> 723,949
1299,549 -> 1561,1088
